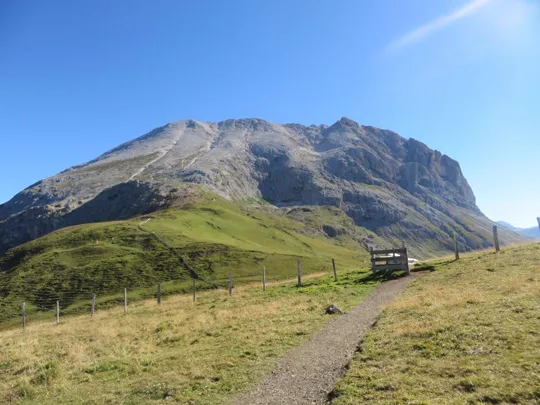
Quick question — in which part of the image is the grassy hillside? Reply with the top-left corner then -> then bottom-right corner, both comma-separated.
332,243 -> 540,404
0,268 -> 378,404
0,194 -> 379,323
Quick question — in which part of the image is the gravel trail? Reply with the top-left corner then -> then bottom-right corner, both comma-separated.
230,274 -> 421,405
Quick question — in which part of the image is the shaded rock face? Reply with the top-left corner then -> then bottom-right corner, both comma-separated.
63,181 -> 176,225
0,117 -> 522,257
0,182 -> 177,254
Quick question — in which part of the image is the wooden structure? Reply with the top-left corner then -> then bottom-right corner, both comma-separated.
370,245 -> 410,275
493,225 -> 501,252
453,232 -> 460,260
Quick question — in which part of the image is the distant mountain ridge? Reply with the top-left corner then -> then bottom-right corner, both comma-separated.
0,117 -> 524,257
497,221 -> 540,239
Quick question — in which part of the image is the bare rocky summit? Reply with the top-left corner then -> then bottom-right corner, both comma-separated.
0,117 -> 522,256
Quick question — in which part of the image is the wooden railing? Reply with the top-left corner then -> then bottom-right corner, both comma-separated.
370,245 -> 410,275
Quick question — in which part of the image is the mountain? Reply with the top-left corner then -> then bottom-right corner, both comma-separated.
0,117 -> 524,258
497,221 -> 519,231
497,221 -> 540,239
520,227 -> 540,239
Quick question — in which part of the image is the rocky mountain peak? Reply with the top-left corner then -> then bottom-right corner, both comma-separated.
0,117 -> 516,256
337,116 -> 361,128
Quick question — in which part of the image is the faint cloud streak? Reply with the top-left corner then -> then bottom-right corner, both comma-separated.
387,0 -> 495,51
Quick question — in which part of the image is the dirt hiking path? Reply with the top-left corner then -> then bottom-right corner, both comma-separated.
230,273 -> 421,405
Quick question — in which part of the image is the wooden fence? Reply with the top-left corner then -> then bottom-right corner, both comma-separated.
370,246 -> 410,275
17,257 -> 343,330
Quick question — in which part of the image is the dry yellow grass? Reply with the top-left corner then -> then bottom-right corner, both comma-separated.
0,269 -> 376,404
333,244 -> 540,404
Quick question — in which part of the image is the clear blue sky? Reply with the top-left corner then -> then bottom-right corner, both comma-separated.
1,0 -> 539,227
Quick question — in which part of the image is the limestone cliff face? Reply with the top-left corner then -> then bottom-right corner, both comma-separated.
0,117 -> 522,257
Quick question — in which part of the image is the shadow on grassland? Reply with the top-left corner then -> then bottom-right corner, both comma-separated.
356,270 -> 409,284
356,261 -> 442,284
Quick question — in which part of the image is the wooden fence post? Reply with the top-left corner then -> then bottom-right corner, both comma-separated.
56,300 -> 60,325
402,241 -> 410,275
493,225 -> 501,252
91,294 -> 96,318
537,217 -> 540,232
22,302 -> 26,330
453,232 -> 460,260
228,273 -> 233,296
262,266 -> 266,292
192,278 -> 196,302
297,259 -> 302,287
157,283 -> 161,305
124,288 -> 128,313
332,258 -> 337,282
